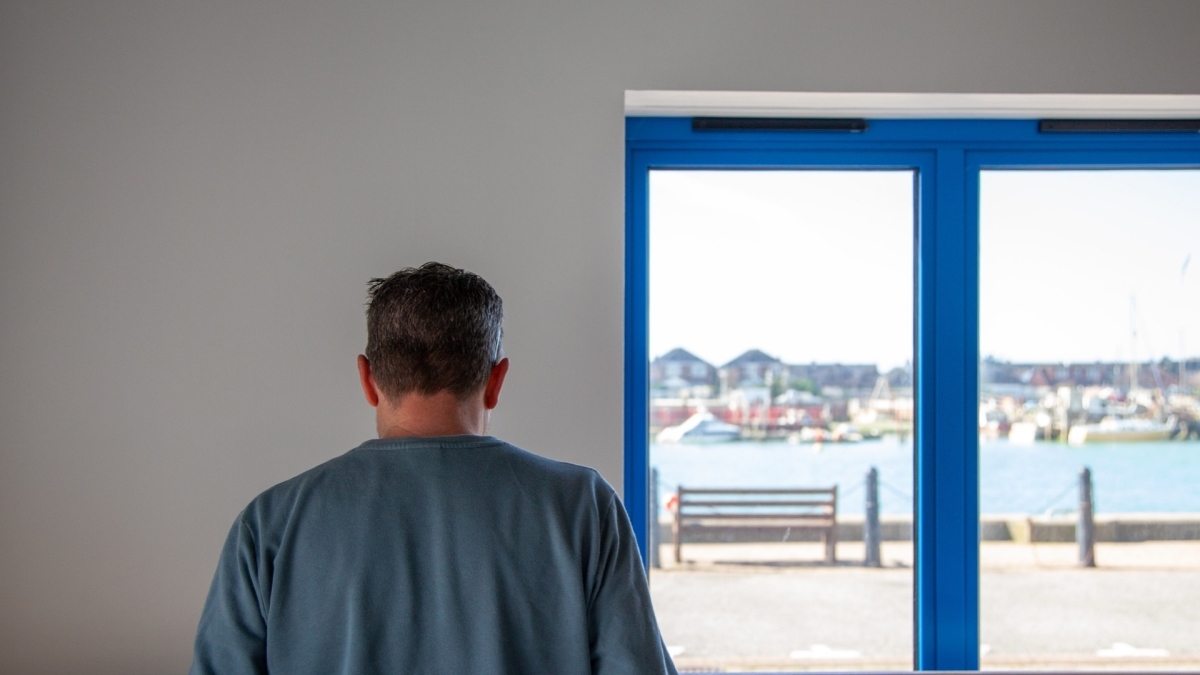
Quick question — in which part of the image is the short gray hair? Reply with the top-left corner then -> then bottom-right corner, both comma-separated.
365,262 -> 503,399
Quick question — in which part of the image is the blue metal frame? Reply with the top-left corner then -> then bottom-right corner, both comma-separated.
625,117 -> 1200,671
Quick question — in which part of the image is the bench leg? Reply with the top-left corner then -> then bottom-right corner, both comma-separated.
673,519 -> 682,564
824,529 -> 837,564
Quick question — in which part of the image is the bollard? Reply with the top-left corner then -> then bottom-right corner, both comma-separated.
1078,466 -> 1096,568
650,468 -> 661,569
864,467 -> 881,567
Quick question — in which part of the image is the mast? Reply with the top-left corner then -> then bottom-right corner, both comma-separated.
1129,295 -> 1139,397
1182,255 -> 1190,395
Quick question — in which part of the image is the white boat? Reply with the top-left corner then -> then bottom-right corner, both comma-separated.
1066,416 -> 1174,445
655,410 -> 742,444
1007,421 -> 1041,444
1065,296 -> 1178,446
791,427 -> 830,444
788,424 -> 863,444
831,423 -> 864,443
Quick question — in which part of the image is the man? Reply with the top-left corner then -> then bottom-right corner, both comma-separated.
190,262 -> 677,675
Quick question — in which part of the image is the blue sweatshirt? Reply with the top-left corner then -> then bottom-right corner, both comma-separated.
190,436 -> 677,675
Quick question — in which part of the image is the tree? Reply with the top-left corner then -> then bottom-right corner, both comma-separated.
788,378 -> 818,394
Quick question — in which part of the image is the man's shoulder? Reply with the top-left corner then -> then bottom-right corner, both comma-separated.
491,438 -> 601,478
486,438 -> 618,504
234,448 -> 356,530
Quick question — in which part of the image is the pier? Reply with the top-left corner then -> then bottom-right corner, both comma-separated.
649,464 -> 1200,670
650,539 -> 1200,671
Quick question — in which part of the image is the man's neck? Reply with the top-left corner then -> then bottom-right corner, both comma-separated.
376,390 -> 488,439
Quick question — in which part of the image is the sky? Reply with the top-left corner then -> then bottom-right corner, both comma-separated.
649,169 -> 1200,371
979,170 -> 1200,365
650,170 -> 914,370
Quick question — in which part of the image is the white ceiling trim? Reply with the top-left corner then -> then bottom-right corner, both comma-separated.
625,91 -> 1200,119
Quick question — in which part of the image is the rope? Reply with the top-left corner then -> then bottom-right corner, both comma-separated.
879,480 -> 913,503
1031,480 -> 1078,515
838,480 -> 863,501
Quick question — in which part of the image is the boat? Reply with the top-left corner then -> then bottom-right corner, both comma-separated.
655,410 -> 741,444
1007,421 -> 1043,444
1066,416 -> 1175,445
831,423 -> 864,443
787,424 -> 864,444
1065,297 -> 1178,446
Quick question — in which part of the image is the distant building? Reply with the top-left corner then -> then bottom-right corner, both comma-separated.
884,364 -> 913,390
650,348 -> 717,398
717,349 -> 881,395
720,349 -> 787,391
787,362 -> 879,393
981,356 -> 1185,393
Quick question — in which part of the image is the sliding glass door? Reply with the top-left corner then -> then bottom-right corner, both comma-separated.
648,168 -> 915,671
977,167 -> 1200,670
627,118 -> 1200,671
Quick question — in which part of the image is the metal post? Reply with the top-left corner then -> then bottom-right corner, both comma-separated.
1078,466 -> 1096,568
865,467 -> 881,567
673,487 -> 683,564
650,467 -> 661,569
826,484 -> 838,564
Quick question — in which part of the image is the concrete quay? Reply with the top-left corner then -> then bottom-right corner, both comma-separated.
650,541 -> 1200,672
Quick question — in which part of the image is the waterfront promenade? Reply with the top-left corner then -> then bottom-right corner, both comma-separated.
650,541 -> 1200,672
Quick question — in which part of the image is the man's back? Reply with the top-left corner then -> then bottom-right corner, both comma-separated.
190,435 -> 675,675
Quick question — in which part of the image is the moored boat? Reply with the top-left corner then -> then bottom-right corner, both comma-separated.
1066,416 -> 1174,445
656,410 -> 742,444
1007,421 -> 1042,444
787,423 -> 864,444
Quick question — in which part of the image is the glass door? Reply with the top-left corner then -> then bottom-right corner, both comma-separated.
629,116 -> 1200,672
978,169 -> 1200,670
647,169 -> 915,672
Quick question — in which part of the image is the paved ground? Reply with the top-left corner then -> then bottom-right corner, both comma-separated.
649,542 -> 1200,672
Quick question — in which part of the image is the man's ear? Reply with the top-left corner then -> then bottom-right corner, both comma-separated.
483,358 -> 509,410
357,354 -> 381,408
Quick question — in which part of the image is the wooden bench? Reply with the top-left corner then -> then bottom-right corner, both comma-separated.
672,486 -> 838,564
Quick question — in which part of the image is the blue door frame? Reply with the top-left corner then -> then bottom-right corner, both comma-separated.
625,117 -> 1200,671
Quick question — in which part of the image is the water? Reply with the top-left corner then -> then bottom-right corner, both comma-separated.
651,438 -> 1200,516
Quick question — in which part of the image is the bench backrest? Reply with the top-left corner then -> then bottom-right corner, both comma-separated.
676,486 -> 837,524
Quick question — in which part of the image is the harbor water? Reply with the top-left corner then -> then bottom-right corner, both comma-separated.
651,437 -> 1200,516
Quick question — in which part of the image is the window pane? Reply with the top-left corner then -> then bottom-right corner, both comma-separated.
980,170 -> 1200,671
649,170 -> 915,672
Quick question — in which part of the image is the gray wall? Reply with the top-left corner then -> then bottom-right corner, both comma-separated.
3,1 -> 1199,672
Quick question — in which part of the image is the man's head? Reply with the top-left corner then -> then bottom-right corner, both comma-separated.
358,262 -> 509,437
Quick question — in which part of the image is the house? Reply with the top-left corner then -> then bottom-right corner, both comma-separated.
719,349 -> 787,391
787,362 -> 880,394
650,347 -> 717,397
